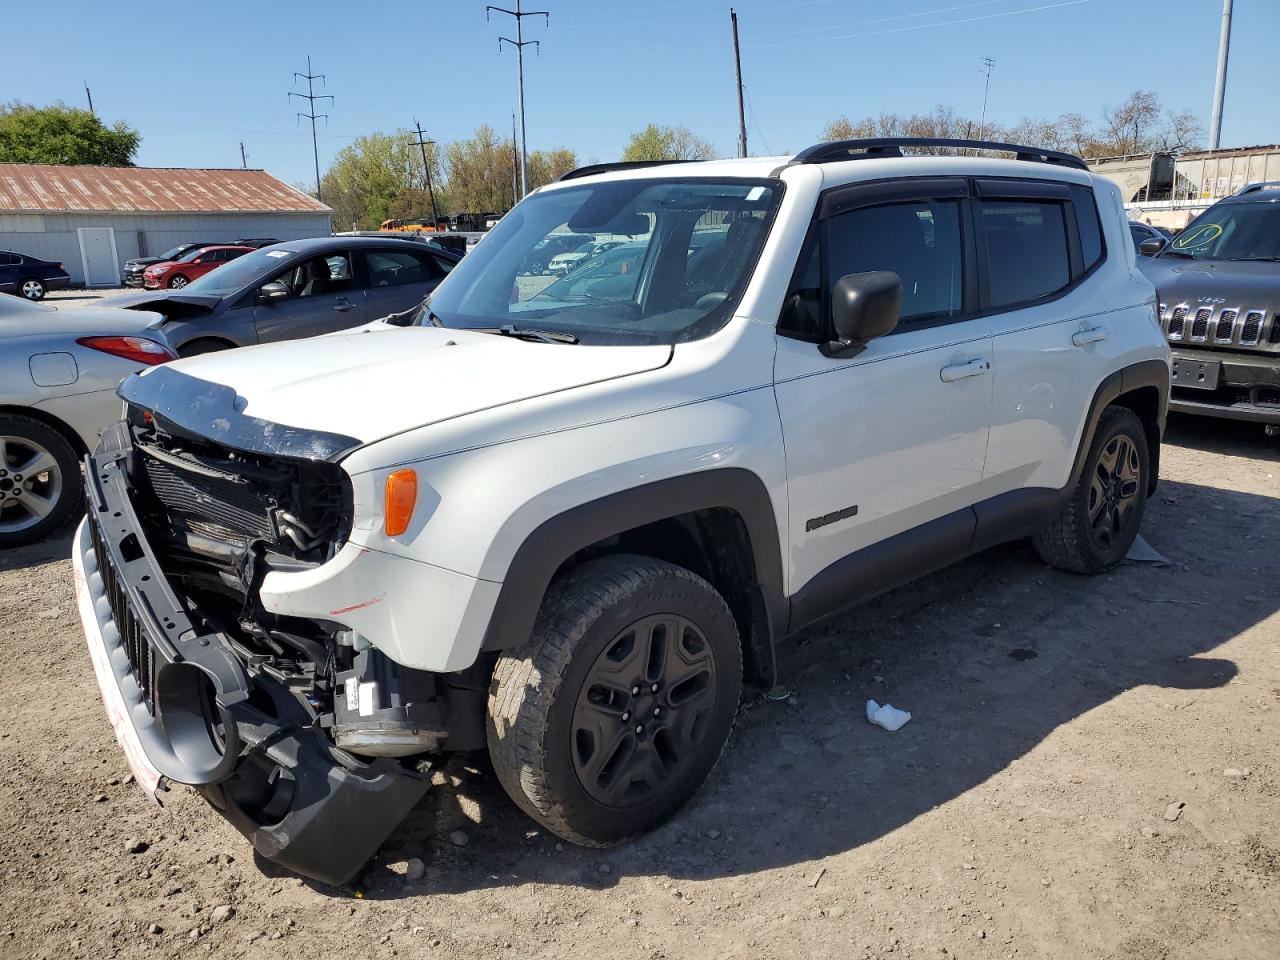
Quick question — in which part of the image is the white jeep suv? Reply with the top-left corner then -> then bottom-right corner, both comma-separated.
73,138 -> 1171,885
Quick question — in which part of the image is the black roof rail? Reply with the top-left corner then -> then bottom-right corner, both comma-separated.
1234,180 -> 1280,196
558,159 -> 696,182
792,137 -> 1089,171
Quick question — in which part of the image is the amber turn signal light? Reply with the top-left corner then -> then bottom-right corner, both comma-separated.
384,469 -> 418,537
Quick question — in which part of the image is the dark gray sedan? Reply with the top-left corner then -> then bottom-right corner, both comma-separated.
110,237 -> 459,357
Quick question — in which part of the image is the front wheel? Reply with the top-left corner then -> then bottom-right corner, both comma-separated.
0,415 -> 82,548
1034,405 -> 1150,574
168,274 -> 190,289
487,554 -> 742,847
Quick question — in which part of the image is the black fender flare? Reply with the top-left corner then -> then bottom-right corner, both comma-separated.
480,468 -> 788,683
1070,357 -> 1169,495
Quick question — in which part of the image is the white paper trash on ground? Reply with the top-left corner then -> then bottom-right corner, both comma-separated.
866,699 -> 912,732
1124,534 -> 1169,566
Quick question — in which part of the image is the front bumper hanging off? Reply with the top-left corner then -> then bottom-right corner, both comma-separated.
72,432 -> 429,886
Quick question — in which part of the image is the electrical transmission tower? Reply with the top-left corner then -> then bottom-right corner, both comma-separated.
486,1 -> 549,199
290,55 -> 333,203
411,120 -> 442,229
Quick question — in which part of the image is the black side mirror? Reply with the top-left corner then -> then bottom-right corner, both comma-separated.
256,280 -> 290,303
821,271 -> 902,358
1138,237 -> 1167,256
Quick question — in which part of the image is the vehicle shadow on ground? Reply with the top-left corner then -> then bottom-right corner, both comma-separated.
1163,413 -> 1280,461
310,475 -> 1276,899
0,526 -> 76,574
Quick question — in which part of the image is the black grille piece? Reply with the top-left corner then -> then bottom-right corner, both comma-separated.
1241,311 -> 1264,344
89,515 -> 155,713
1215,309 -> 1237,342
1271,314 -> 1280,345
141,454 -> 274,542
1190,308 -> 1211,340
1168,306 -> 1187,338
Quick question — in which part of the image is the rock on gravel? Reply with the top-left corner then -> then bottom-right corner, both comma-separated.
449,829 -> 470,848
211,905 -> 235,923
124,839 -> 148,855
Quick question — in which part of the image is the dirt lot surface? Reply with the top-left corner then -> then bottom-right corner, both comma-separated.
1,417 -> 1277,960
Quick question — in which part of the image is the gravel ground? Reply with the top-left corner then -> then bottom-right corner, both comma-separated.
1,415 -> 1277,960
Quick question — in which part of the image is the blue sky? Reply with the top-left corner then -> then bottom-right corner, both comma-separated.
2,0 -> 1275,188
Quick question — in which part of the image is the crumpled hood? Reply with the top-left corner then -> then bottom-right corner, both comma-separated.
1139,256 -> 1280,314
136,325 -> 672,448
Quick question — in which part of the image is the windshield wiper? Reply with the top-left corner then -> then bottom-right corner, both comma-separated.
476,325 -> 580,344
1223,256 -> 1280,262
1161,250 -> 1198,259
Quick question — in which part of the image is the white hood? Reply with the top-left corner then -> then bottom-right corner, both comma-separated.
162,325 -> 672,445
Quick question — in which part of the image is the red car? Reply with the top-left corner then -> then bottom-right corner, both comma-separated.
143,245 -> 254,289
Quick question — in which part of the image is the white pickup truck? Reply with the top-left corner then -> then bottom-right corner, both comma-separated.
73,138 -> 1170,885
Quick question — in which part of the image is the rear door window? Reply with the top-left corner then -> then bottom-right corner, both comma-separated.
363,250 -> 439,287
979,200 -> 1071,309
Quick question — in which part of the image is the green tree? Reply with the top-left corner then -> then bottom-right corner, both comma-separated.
320,129 -> 445,230
622,124 -> 716,162
445,125 -> 517,215
0,101 -> 140,165
527,147 -> 579,190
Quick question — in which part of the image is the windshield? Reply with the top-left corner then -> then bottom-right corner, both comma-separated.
157,245 -> 193,261
1165,203 -> 1280,261
183,246 -> 301,296
423,178 -> 781,345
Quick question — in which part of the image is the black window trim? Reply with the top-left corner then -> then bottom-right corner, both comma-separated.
780,175 -> 980,342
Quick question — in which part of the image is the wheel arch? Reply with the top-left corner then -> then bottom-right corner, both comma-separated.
1069,358 -> 1169,497
176,335 -> 237,357
0,404 -> 90,457
480,468 -> 787,690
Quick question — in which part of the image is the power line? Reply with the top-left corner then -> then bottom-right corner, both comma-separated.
410,119 -> 442,228
487,1 -> 550,199
290,55 -> 333,202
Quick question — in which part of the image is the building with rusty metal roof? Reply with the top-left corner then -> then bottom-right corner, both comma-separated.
0,164 -> 332,287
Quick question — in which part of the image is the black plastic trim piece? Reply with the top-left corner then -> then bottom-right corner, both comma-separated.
558,159 -> 696,182
481,469 -> 788,651
119,366 -> 362,463
793,137 -> 1089,171
805,504 -> 859,532
788,509 -> 975,634
819,176 -> 969,219
974,178 -> 1073,200
793,136 -> 1085,170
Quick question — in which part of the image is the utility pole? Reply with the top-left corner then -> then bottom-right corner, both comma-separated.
239,142 -> 248,169
977,57 -> 996,140
730,9 -> 747,158
290,55 -> 333,203
411,119 -> 441,228
84,84 -> 95,116
511,113 -> 520,208
487,1 -> 549,199
1209,0 -> 1232,149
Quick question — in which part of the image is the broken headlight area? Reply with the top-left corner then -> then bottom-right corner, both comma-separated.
119,405 -> 489,759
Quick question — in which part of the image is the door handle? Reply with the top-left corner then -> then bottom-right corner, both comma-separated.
332,300 -> 354,312
1071,326 -> 1107,346
939,358 -> 991,382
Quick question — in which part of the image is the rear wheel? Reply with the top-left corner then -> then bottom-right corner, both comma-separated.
487,554 -> 742,847
0,415 -> 82,548
19,278 -> 46,301
1034,405 -> 1149,574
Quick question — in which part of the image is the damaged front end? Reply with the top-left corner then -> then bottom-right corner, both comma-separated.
75,370 -> 482,885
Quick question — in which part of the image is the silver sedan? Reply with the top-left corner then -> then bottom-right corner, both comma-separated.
1,295 -> 175,547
